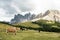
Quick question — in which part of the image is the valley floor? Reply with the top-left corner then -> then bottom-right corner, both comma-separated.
0,30 -> 60,40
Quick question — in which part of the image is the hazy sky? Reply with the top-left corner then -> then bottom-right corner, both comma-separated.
0,0 -> 60,22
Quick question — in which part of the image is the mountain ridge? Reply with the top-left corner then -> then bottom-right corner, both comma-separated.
10,10 -> 60,24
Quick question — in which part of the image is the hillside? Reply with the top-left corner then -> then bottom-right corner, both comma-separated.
0,22 -> 13,31
16,22 -> 40,28
0,20 -> 60,40
15,19 -> 60,32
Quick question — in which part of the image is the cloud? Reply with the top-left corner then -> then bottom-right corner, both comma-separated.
0,0 -> 35,21
0,0 -> 35,14
0,0 -> 60,21
13,0 -> 35,12
53,0 -> 60,10
0,0 -> 17,15
0,8 -> 13,22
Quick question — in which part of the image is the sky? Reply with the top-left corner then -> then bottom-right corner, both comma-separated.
0,0 -> 60,22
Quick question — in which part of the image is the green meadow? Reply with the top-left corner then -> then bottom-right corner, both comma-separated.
0,20 -> 60,40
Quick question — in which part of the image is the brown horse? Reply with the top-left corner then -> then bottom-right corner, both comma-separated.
6,27 -> 20,35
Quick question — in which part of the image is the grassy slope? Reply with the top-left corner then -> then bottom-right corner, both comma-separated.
16,22 -> 40,28
0,23 -> 13,32
15,20 -> 60,32
0,20 -> 60,40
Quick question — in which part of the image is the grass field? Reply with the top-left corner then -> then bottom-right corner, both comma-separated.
0,30 -> 60,40
0,21 -> 60,40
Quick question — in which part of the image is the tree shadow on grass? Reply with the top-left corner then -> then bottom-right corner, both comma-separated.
32,22 -> 60,33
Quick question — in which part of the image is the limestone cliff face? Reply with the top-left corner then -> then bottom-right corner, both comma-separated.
42,10 -> 60,22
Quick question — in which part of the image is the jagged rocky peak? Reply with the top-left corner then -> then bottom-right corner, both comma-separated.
36,13 -> 43,18
25,12 -> 31,17
42,10 -> 60,22
14,14 -> 24,19
46,10 -> 60,14
10,14 -> 24,24
43,10 -> 60,17
43,10 -> 51,17
10,12 -> 33,24
24,12 -> 31,19
30,14 -> 36,20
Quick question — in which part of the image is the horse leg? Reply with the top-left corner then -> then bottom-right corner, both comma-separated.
15,32 -> 16,35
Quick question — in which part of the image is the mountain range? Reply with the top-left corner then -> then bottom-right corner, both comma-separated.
10,10 -> 60,24
10,12 -> 37,24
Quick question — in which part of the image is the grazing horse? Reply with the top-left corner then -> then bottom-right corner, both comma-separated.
6,27 -> 20,35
